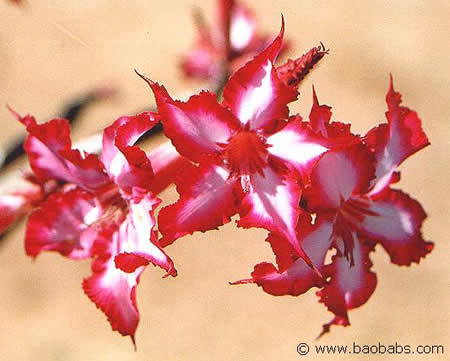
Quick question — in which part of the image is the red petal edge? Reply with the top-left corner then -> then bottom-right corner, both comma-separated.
317,238 -> 377,337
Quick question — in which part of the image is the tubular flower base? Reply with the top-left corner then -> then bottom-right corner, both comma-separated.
6,12 -> 432,345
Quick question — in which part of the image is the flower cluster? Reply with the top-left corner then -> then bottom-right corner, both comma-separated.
0,0 -> 431,345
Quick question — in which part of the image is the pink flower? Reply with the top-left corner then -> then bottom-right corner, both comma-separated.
181,0 -> 288,81
139,22 -> 332,273
16,110 -> 185,342
232,77 -> 432,335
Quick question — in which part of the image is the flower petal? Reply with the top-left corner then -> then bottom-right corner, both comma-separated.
358,189 -> 433,265
25,187 -> 100,259
15,112 -> 109,191
83,225 -> 142,344
142,78 -> 239,163
366,77 -> 430,195
307,89 -> 360,147
233,216 -> 333,296
114,188 -> 176,276
304,144 -> 375,211
309,86 -> 332,137
158,163 -> 239,246
147,141 -> 190,195
267,117 -> 328,178
222,20 -> 298,132
101,112 -> 158,192
84,189 -> 177,342
229,3 -> 256,53
317,238 -> 377,336
237,164 -> 320,271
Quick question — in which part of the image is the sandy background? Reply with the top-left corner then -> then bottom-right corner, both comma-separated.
0,1 -> 448,360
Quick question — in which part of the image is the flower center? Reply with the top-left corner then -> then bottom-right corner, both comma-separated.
223,131 -> 268,177
88,185 -> 129,228
334,196 -> 379,266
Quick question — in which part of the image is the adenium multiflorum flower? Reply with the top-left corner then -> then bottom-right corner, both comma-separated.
140,22 -> 339,274
5,15 -> 432,344
7,109 -> 187,342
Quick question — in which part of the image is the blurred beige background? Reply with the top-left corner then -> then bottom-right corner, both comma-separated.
0,1 -> 448,360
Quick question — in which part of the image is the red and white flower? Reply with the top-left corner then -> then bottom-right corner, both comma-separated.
141,22 -> 331,272
16,110 -> 183,342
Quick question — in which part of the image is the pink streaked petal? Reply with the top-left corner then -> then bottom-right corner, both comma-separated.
267,118 -> 328,177
147,141 -> 190,195
25,188 -> 101,259
266,217 -> 306,273
101,112 -> 158,192
358,189 -> 433,265
317,238 -> 377,336
114,188 -> 176,276
237,164 -> 314,266
15,113 -> 109,191
158,163 -> 239,247
83,226 -> 142,343
366,77 -> 430,195
84,189 -> 178,342
305,144 -> 375,211
223,19 -> 298,132
229,3 -> 256,53
144,79 -> 239,163
233,216 -> 333,296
